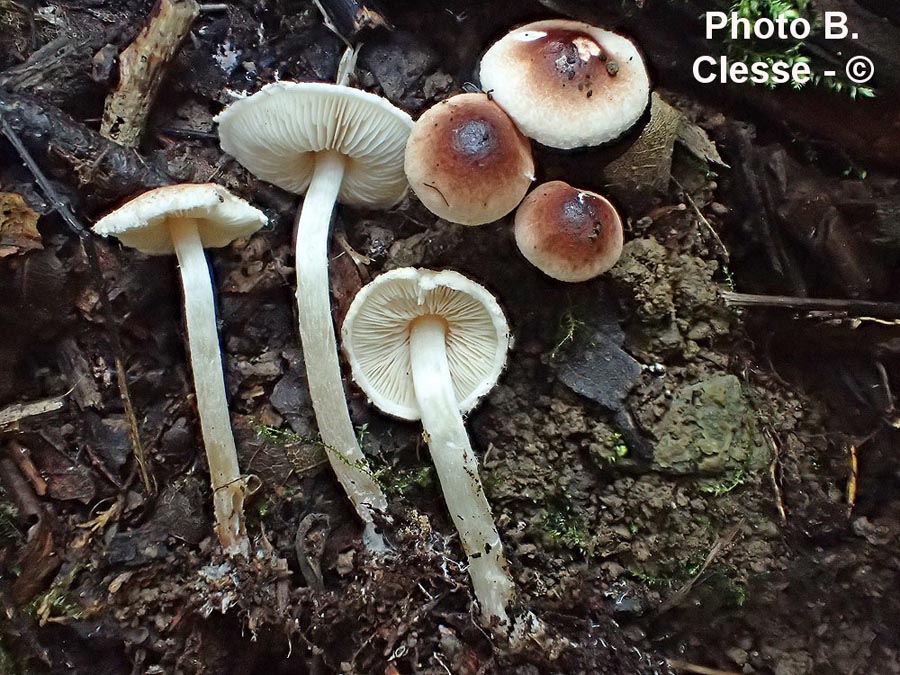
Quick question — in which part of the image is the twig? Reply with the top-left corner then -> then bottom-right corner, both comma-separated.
658,522 -> 742,614
295,513 -> 330,591
0,395 -> 66,429
764,428 -> 787,525
667,659 -> 741,675
101,0 -> 200,147
673,178 -> 729,262
0,113 -> 155,496
7,441 -> 47,496
846,442 -> 858,516
722,292 -> 900,319
313,0 -> 392,43
0,90 -> 171,202
335,231 -> 371,275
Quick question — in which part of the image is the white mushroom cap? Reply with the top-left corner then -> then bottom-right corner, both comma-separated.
215,81 -> 414,208
342,268 -> 510,421
93,183 -> 267,255
479,19 -> 651,150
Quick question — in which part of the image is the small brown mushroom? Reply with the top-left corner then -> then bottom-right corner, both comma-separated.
514,180 -> 623,282
404,93 -> 534,226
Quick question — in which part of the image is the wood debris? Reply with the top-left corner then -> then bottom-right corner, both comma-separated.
101,0 -> 200,147
0,191 -> 42,257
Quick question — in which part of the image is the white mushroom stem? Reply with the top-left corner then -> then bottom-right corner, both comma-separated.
169,217 -> 248,556
294,150 -> 388,548
409,315 -> 514,626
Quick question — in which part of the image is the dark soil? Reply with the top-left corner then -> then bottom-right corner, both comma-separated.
1,1 -> 899,674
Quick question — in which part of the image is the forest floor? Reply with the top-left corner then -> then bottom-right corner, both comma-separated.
1,1 -> 899,674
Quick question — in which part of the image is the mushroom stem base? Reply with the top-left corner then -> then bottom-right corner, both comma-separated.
409,315 -> 513,626
294,150 -> 388,549
170,217 -> 248,556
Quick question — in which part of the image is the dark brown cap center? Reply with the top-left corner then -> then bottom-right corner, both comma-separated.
450,118 -> 498,162
560,193 -> 614,243
533,29 -> 616,90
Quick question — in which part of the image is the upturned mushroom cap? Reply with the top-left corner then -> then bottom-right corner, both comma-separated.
514,181 -> 623,282
93,183 -> 267,255
215,81 -> 414,208
342,268 -> 510,421
404,93 -> 535,225
479,19 -> 650,150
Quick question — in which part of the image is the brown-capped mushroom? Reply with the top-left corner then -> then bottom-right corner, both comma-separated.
479,19 -> 651,149
514,180 -> 623,282
404,93 -> 534,225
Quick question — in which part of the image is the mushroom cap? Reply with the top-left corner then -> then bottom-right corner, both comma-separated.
342,268 -> 511,421
479,19 -> 650,150
404,93 -> 535,226
514,181 -> 623,282
216,81 -> 414,208
93,183 -> 267,255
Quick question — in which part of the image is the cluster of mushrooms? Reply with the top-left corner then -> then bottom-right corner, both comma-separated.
93,19 -> 650,630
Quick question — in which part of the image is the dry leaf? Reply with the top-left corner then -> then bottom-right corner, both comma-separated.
0,191 -> 42,257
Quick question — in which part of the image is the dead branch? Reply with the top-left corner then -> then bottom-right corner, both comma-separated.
101,0 -> 200,147
722,292 -> 900,319
0,89 -> 171,206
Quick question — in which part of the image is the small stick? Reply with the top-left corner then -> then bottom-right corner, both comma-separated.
667,659 -> 741,675
0,395 -> 65,429
0,113 -> 155,496
313,0 -> 391,42
101,0 -> 200,147
722,292 -> 900,319
673,178 -> 729,262
658,522 -> 742,614
846,442 -> 858,516
764,428 -> 787,525
7,441 -> 47,496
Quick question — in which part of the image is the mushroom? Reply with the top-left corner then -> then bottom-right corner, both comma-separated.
404,93 -> 534,225
215,81 -> 413,548
93,183 -> 267,556
341,267 -> 514,625
514,180 -> 624,282
479,19 -> 651,149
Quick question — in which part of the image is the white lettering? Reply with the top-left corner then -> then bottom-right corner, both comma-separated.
825,12 -> 848,39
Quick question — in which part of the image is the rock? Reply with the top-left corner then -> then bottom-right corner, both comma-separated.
653,374 -> 769,475
555,290 -> 641,412
270,349 -> 314,434
359,32 -> 439,112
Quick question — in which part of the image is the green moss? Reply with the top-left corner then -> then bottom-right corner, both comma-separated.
625,566 -> 674,591
254,422 -> 380,482
542,501 -> 591,554
549,304 -> 586,360
699,467 -> 748,496
726,0 -> 876,98
382,466 -> 435,497
27,564 -> 84,623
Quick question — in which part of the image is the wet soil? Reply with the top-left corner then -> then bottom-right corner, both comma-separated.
1,1 -> 899,674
